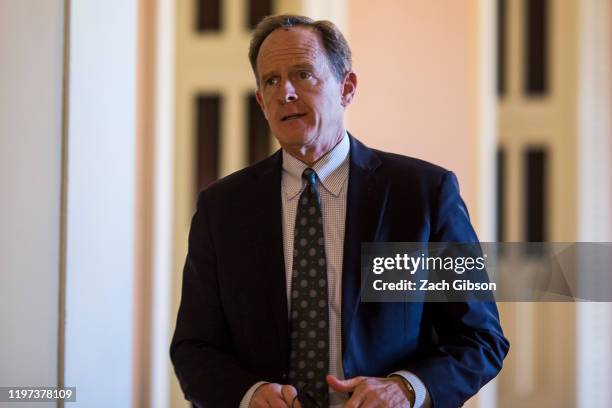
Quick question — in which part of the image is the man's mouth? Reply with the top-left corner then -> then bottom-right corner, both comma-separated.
281,113 -> 307,121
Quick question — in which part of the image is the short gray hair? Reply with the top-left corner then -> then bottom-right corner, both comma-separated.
248,14 -> 352,86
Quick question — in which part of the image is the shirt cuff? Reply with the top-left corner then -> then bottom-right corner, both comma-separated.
389,371 -> 431,408
239,381 -> 269,408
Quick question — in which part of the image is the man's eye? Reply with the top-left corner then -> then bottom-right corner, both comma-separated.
265,77 -> 278,86
299,71 -> 312,79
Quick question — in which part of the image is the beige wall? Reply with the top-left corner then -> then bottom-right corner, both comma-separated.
346,1 -> 480,221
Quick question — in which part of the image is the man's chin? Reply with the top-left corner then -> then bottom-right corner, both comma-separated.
273,132 -> 316,149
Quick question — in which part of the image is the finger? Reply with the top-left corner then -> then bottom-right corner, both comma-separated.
249,397 -> 267,408
251,396 -> 278,408
290,396 -> 303,408
252,384 -> 286,408
250,384 -> 272,408
267,397 -> 289,408
344,387 -> 367,408
280,384 -> 299,407
326,374 -> 366,392
360,395 -> 384,408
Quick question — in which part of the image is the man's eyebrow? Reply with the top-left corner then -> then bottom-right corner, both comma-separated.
260,70 -> 279,82
292,62 -> 316,71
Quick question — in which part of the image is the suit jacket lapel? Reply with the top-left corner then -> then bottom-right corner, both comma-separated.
341,135 -> 389,357
252,151 -> 290,364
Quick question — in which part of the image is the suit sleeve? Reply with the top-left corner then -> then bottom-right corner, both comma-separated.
405,171 -> 510,408
170,192 -> 260,408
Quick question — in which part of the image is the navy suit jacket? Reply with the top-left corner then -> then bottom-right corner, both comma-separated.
170,135 -> 509,408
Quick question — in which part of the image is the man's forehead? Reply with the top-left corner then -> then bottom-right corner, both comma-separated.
257,27 -> 324,67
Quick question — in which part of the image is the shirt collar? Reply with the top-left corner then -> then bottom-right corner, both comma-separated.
282,131 -> 350,200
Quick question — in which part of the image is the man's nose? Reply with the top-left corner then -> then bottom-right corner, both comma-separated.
279,80 -> 298,103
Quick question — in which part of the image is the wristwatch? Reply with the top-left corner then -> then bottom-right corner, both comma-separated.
404,379 -> 416,406
390,375 -> 416,406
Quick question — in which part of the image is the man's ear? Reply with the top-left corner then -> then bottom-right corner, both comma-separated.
340,71 -> 357,107
255,90 -> 269,120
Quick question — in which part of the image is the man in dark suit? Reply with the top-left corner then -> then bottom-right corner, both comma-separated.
171,14 -> 509,408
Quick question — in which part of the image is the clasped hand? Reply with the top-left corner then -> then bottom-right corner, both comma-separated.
249,374 -> 414,408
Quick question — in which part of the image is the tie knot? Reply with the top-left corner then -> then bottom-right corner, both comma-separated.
302,168 -> 317,187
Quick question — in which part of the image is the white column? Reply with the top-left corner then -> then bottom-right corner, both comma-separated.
150,0 -> 177,406
576,0 -> 612,407
64,1 -> 138,406
477,0 -> 499,243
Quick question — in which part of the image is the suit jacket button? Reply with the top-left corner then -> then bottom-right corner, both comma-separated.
282,373 -> 288,381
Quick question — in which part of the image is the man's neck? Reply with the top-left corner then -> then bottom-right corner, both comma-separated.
283,130 -> 346,166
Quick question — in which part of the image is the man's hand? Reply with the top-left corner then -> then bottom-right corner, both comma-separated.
327,374 -> 414,408
249,383 -> 302,408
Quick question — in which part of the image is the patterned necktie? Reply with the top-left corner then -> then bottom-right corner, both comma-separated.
288,168 -> 329,408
